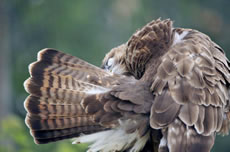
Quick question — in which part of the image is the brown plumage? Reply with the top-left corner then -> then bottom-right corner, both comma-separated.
24,18 -> 230,152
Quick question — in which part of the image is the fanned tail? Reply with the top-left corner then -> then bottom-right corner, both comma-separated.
24,49 -> 114,144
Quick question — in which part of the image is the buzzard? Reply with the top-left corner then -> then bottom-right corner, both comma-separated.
24,19 -> 230,152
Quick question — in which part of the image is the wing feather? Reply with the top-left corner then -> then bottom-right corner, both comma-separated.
150,29 -> 230,137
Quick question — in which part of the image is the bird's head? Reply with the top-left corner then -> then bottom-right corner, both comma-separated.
101,44 -> 130,75
102,19 -> 173,80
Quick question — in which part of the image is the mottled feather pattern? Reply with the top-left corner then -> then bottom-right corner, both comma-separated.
24,19 -> 230,152
149,27 -> 230,151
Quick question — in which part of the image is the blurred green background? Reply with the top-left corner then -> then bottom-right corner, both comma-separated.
0,0 -> 229,152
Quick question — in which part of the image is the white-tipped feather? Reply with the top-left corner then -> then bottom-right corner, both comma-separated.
37,48 -> 48,61
28,62 -> 36,76
23,78 -> 31,94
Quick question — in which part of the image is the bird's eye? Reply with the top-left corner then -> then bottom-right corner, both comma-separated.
107,58 -> 114,67
105,58 -> 115,70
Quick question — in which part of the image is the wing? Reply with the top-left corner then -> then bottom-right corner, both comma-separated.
149,29 -> 230,152
125,18 -> 173,79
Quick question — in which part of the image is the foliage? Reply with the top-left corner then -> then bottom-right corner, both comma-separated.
0,116 -> 88,152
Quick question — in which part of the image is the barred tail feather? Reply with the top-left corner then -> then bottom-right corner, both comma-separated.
33,48 -> 116,86
24,48 -> 114,144
33,125 -> 105,144
24,96 -> 86,119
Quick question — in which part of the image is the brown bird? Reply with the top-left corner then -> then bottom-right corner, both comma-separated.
24,18 -> 230,152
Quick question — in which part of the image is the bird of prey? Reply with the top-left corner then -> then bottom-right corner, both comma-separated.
24,19 -> 230,152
